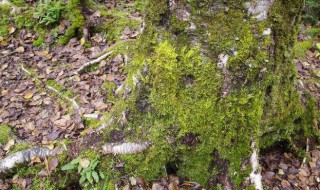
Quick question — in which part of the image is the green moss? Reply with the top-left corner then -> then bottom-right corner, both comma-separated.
0,5 -> 11,38
294,41 -> 313,58
58,0 -> 85,45
101,17 -> 141,44
0,124 -> 11,144
46,79 -> 74,98
97,0 -> 315,189
11,142 -> 30,153
32,37 -> 44,46
10,0 -> 27,7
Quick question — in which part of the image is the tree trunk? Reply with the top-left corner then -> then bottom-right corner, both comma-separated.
102,0 -> 319,189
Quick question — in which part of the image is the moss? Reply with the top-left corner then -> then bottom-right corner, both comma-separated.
58,0 -> 85,45
293,41 -> 313,58
10,0 -> 27,7
46,79 -> 74,98
95,0 -> 316,189
32,37 -> 44,46
101,17 -> 141,44
11,142 -> 30,153
0,5 -> 11,38
0,124 -> 11,144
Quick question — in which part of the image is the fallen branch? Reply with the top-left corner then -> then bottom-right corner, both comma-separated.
102,141 -> 151,155
76,51 -> 114,74
249,140 -> 263,190
76,39 -> 136,74
0,147 -> 52,175
46,85 -> 79,109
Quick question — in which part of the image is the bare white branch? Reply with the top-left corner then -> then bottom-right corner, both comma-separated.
0,147 -> 52,175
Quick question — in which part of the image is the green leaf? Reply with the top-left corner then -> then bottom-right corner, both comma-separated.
61,156 -> 81,171
78,164 -> 82,173
316,43 -> 320,50
61,163 -> 76,171
86,172 -> 93,184
79,174 -> 86,184
99,172 -> 105,179
92,171 -> 99,183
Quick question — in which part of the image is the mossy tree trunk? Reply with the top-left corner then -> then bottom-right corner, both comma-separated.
101,0 -> 316,189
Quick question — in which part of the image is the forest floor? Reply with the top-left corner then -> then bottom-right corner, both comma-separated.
0,1 -> 320,189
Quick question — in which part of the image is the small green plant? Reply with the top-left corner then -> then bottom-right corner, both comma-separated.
316,43 -> 320,58
62,156 -> 106,189
33,0 -> 62,26
32,37 -> 44,46
302,0 -> 320,25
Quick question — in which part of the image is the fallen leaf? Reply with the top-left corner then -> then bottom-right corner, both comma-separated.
1,89 -> 8,95
26,122 -> 35,131
49,157 -> 59,171
3,139 -> 15,151
93,10 -> 101,17
8,25 -> 16,34
79,158 -> 90,169
15,46 -> 25,53
24,91 -> 34,99
80,37 -> 85,45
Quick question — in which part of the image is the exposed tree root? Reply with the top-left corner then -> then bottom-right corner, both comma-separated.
0,147 -> 53,175
102,141 -> 152,155
249,140 -> 263,190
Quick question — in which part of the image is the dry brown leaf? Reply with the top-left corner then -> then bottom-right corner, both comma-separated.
26,122 -> 35,131
1,89 -> 8,95
8,25 -> 16,34
79,157 -> 90,169
15,46 -> 25,53
3,139 -> 15,151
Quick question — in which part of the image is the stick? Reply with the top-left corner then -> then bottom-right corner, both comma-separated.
46,85 -> 79,109
76,51 -> 114,74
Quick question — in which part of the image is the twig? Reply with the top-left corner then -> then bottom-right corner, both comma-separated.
46,85 -> 79,109
76,51 -> 114,74
76,39 -> 136,74
102,141 -> 151,155
21,65 -> 31,75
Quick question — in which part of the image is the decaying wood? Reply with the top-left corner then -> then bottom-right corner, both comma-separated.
102,141 -> 152,155
0,147 -> 52,175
